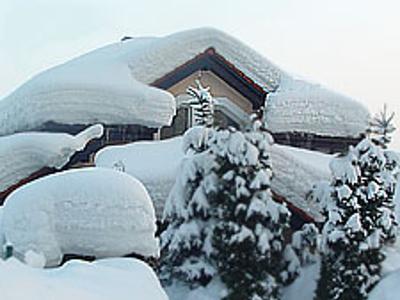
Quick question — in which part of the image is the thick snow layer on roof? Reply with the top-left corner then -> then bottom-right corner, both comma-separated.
1,28 -> 369,137
95,136 -> 332,219
0,46 -> 176,136
266,75 -> 370,137
1,168 -> 159,266
0,258 -> 168,300
0,124 -> 103,192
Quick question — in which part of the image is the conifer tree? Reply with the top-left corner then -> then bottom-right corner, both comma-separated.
160,81 -> 216,287
368,104 -> 396,149
314,137 -> 399,300
211,115 -> 299,300
160,126 -> 217,286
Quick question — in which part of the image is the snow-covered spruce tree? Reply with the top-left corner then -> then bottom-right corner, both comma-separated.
368,104 -> 396,149
186,79 -> 215,127
315,149 -> 374,300
160,81 -> 216,287
314,137 -> 399,300
160,126 -> 217,287
211,116 -> 299,300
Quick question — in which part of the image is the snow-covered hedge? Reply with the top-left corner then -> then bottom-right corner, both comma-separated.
0,257 -> 168,300
1,168 -> 159,266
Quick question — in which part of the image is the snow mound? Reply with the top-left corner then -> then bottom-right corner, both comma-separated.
0,124 -> 103,192
0,257 -> 168,300
95,136 -> 332,219
369,267 -> 400,300
1,168 -> 159,267
266,76 -> 370,137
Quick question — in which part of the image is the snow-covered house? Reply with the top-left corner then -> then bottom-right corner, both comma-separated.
0,28 -> 369,164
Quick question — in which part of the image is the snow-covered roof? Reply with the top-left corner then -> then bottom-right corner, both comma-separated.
95,136 -> 333,219
0,124 -> 103,193
1,168 -> 159,266
266,76 -> 370,137
0,27 -> 369,137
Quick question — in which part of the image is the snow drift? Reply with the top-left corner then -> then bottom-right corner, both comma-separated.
0,258 -> 168,300
0,27 -> 368,137
1,168 -> 159,266
0,124 -> 103,193
95,135 -> 332,219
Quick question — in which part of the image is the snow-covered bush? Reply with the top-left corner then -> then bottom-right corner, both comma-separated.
1,168 -> 159,267
315,137 -> 399,300
292,223 -> 319,266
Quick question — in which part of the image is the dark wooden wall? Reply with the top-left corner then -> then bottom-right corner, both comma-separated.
39,122 -> 157,165
272,131 -> 363,154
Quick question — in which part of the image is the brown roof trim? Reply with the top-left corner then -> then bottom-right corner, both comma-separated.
272,191 -> 315,223
151,47 -> 267,110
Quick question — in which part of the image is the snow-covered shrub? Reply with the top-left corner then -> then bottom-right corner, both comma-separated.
1,168 -> 159,267
292,223 -> 319,266
315,137 -> 399,300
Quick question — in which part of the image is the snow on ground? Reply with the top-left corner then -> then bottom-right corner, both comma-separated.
165,278 -> 226,300
0,124 -> 103,193
369,267 -> 400,300
95,135 -> 332,219
0,27 -> 368,137
0,257 -> 168,300
164,263 -> 319,300
282,262 -> 320,300
1,168 -> 159,266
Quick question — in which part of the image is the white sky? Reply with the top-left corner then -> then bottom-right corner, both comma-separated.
1,0 -> 399,149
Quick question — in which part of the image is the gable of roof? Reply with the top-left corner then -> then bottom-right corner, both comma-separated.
151,47 -> 267,110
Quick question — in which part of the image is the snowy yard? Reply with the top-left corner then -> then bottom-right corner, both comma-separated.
0,258 -> 168,300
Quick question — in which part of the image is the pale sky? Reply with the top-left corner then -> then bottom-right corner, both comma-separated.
1,0 -> 399,149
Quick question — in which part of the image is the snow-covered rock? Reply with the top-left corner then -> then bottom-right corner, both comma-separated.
95,135 -> 332,219
0,257 -> 168,300
0,27 -> 368,137
0,124 -> 103,193
1,168 -> 159,267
